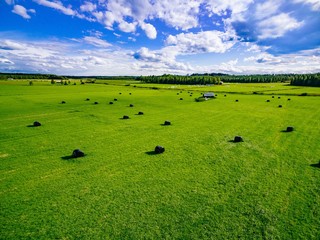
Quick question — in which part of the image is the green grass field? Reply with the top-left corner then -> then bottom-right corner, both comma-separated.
1,80 -> 319,239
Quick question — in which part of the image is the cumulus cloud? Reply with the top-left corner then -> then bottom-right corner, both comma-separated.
33,0 -> 76,16
80,2 -> 97,12
154,0 -> 201,30
166,31 -> 235,54
140,22 -> 157,39
258,13 -> 303,39
118,21 -> 137,33
12,5 -> 32,19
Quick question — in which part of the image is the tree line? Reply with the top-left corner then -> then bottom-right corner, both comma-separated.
138,73 -> 320,86
1,72 -> 319,87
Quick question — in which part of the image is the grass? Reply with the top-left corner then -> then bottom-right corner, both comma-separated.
1,80 -> 319,239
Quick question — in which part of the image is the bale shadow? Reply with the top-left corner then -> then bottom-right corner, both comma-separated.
310,162 -> 320,168
61,155 -> 86,160
61,155 -> 74,160
145,151 -> 158,155
27,125 -> 36,128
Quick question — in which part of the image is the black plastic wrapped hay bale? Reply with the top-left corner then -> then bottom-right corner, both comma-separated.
180,98 -> 183,100
94,102 -> 98,105
138,112 -> 144,115
130,104 -> 134,107
86,98 -> 90,101
33,121 -> 41,127
119,93 -> 122,95
234,136 -> 243,142
164,120 -> 171,125
235,99 -> 239,102
272,96 -> 274,98
72,149 -> 85,158
123,115 -> 129,119
61,101 -> 66,104
286,126 -> 294,132
224,95 -> 227,97
114,98 -> 118,101
278,97 -> 281,99
109,102 -> 113,104
266,100 -> 270,102
288,98 -> 291,101
155,145 -> 165,154
278,105 -> 282,108
129,93 -> 132,95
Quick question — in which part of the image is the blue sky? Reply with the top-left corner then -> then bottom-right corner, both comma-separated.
1,0 -> 320,76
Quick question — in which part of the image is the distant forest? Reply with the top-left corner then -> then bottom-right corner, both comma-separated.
1,72 -> 319,87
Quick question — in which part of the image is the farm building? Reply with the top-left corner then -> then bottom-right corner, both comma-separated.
203,92 -> 215,98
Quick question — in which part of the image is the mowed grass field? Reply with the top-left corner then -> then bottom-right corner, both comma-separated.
1,80 -> 319,239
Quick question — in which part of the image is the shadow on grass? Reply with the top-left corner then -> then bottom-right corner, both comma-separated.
145,151 -> 158,155
310,162 -> 320,168
228,140 -> 244,143
27,125 -> 41,128
61,155 -> 74,160
281,130 -> 294,133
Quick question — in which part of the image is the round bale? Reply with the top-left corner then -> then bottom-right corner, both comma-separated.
109,102 -> 113,105
130,104 -> 134,107
266,100 -> 270,102
234,136 -> 243,142
61,101 -> 66,104
33,121 -> 41,127
94,102 -> 98,104
235,99 -> 239,102
114,98 -> 118,101
164,120 -> 171,125
288,98 -> 291,101
138,112 -> 144,115
86,98 -> 90,101
72,149 -> 85,158
123,115 -> 129,119
278,105 -> 282,108
155,145 -> 165,154
180,98 -> 183,100
286,126 -> 294,132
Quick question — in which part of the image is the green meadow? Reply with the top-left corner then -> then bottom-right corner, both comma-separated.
1,80 -> 319,239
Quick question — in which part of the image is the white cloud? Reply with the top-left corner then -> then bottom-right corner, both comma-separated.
80,2 -> 96,12
0,58 -> 14,64
254,0 -> 281,20
140,22 -> 157,39
205,0 -> 254,20
5,0 -> 15,5
118,21 -> 137,33
258,13 -> 304,39
83,36 -> 111,48
166,31 -> 235,54
33,0 -> 76,16
12,5 -> 31,19
294,0 -> 320,11
154,0 -> 201,30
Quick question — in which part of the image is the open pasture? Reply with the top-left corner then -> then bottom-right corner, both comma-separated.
1,80 -> 319,239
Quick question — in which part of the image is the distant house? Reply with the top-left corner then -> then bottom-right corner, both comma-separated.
203,92 -> 215,98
